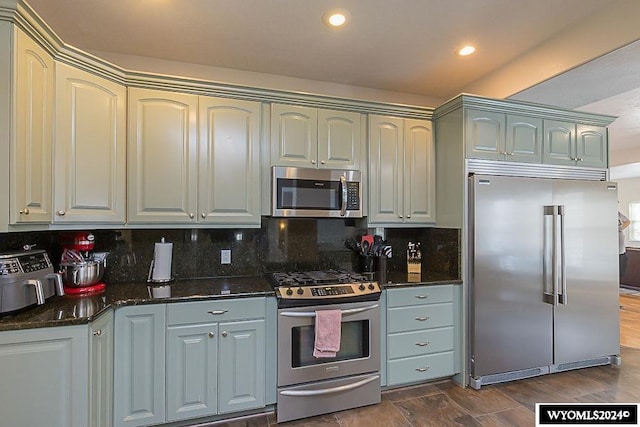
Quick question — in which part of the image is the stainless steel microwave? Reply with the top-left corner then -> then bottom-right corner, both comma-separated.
272,166 -> 362,218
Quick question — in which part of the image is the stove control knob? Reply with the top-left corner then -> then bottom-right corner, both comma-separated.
359,284 -> 366,291
285,288 -> 293,296
296,287 -> 304,295
368,283 -> 376,290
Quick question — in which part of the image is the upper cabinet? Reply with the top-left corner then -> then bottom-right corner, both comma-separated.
466,109 -> 542,163
271,104 -> 361,170
10,28 -> 54,224
128,88 -> 261,226
543,121 -> 607,168
54,63 -> 126,223
368,115 -> 435,226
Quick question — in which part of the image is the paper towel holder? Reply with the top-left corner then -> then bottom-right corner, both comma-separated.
147,237 -> 175,283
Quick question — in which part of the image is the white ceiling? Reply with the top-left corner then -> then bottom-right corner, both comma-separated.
25,0 -> 640,163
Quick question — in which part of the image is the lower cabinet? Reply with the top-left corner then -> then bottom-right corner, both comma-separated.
0,324 -> 89,427
385,284 -> 459,387
90,309 -> 114,427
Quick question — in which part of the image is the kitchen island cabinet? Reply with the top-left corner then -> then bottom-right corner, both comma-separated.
271,103 -> 362,170
0,324 -> 89,427
368,115 -> 435,226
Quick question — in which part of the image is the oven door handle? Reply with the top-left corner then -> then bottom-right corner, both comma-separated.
279,375 -> 379,396
280,304 -> 379,318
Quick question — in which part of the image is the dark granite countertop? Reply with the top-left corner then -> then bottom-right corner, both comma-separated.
0,273 -> 461,332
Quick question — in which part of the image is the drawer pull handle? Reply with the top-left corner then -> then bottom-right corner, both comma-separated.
416,366 -> 430,372
415,341 -> 430,347
415,295 -> 428,299
208,310 -> 228,315
415,316 -> 430,321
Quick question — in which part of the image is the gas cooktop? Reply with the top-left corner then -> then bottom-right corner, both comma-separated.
269,270 -> 371,287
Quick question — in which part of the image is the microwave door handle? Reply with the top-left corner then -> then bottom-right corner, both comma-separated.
340,175 -> 347,217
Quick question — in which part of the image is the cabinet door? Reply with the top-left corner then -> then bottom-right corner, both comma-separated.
0,325 -> 88,427
271,104 -> 318,167
90,310 -> 114,427
128,88 -> 198,223
506,114 -> 542,163
465,109 -> 505,160
404,119 -> 435,224
218,319 -> 266,414
114,304 -> 166,427
543,120 -> 576,165
368,115 -> 404,224
11,28 -> 53,224
576,124 -> 607,168
199,97 -> 261,226
318,109 -> 361,169
54,63 -> 126,223
166,323 -> 218,421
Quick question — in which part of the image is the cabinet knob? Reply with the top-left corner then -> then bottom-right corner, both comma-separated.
577,158 -> 584,162
311,160 -> 316,165
19,208 -> 30,215
407,214 -> 411,218
57,210 -> 66,216
189,212 -> 194,219
399,215 -> 403,219
321,160 -> 326,165
201,213 -> 206,219
208,332 -> 215,338
222,331 -> 228,337
93,329 -> 102,336
507,152 -> 514,156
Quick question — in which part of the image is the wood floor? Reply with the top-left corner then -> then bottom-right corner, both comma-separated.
211,292 -> 640,426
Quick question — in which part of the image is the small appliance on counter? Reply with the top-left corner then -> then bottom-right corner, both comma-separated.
0,249 -> 64,314
59,232 -> 109,294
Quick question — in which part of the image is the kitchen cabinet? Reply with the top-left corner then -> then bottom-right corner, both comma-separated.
368,115 -> 435,226
543,120 -> 607,168
54,63 -> 126,223
113,304 -> 166,427
0,325 -> 89,427
271,103 -> 361,170
128,88 -> 261,226
166,298 -> 266,422
386,285 -> 457,387
89,309 -> 114,427
10,27 -> 54,224
466,109 -> 542,163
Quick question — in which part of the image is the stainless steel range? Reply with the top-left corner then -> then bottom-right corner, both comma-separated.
269,270 -> 382,423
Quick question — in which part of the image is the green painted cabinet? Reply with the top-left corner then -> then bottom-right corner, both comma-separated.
385,285 -> 457,387
0,325 -> 89,427
113,304 -> 167,427
543,120 -> 607,168
271,103 -> 362,170
165,298 -> 267,422
466,109 -> 542,163
90,309 -> 114,427
368,115 -> 435,226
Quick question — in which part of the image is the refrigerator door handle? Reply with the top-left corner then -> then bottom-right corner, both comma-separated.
558,205 -> 567,305
543,206 -> 558,305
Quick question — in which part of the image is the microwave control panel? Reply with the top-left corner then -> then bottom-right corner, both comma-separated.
346,182 -> 360,210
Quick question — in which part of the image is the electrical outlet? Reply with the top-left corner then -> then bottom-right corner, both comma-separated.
221,249 -> 231,265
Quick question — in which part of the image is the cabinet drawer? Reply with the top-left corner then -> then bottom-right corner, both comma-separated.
387,351 -> 454,386
167,297 -> 265,325
388,303 -> 453,333
387,285 -> 453,308
388,327 -> 454,359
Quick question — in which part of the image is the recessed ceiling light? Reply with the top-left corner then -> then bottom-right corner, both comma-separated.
458,45 -> 476,56
323,9 -> 350,28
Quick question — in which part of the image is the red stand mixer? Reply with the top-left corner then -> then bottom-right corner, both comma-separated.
59,232 -> 109,295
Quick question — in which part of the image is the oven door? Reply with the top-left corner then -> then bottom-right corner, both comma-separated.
277,300 -> 380,387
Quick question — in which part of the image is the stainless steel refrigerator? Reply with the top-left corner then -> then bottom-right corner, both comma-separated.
468,174 -> 620,389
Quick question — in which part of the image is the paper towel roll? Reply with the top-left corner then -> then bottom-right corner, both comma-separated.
151,238 -> 173,282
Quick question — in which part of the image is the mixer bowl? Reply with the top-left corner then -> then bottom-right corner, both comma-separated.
59,261 -> 105,287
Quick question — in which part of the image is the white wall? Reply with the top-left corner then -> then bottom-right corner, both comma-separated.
615,176 -> 640,248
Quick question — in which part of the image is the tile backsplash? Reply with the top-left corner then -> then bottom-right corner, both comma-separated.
0,218 -> 460,283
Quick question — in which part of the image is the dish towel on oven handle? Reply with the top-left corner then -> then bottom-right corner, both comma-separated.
313,309 -> 342,358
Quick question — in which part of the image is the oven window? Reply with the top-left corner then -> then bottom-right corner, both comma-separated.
290,320 -> 370,367
277,178 -> 340,210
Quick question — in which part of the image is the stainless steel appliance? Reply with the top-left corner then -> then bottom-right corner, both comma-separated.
59,232 -> 108,294
272,166 -> 362,218
0,249 -> 64,314
270,270 -> 381,423
468,174 -> 620,388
